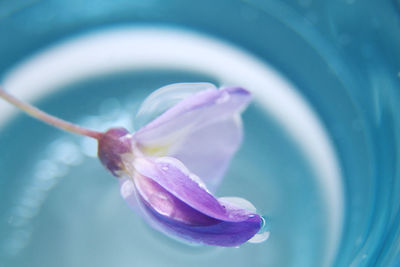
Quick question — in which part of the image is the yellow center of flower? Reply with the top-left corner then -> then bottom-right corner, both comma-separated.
141,144 -> 170,157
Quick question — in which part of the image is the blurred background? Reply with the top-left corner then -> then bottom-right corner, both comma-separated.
0,0 -> 399,266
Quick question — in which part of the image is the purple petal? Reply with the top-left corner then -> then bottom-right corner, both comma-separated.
133,171 -> 221,226
119,156 -> 262,246
135,86 -> 249,136
134,86 -> 250,188
140,194 -> 262,247
172,117 -> 242,190
133,156 -> 254,222
119,178 -> 141,213
135,83 -> 217,129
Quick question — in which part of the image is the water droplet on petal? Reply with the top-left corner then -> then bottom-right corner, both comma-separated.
249,231 -> 270,244
248,216 -> 270,244
120,179 -> 135,199
218,197 -> 257,213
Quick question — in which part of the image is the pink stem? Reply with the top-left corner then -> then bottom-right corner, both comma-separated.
0,87 -> 103,139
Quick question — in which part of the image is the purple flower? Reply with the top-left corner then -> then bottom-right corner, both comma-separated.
98,83 -> 264,247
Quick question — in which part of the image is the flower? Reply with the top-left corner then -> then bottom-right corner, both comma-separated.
97,83 -> 263,247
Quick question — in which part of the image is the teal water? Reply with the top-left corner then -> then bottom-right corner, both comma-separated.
0,0 -> 399,265
0,71 -> 328,267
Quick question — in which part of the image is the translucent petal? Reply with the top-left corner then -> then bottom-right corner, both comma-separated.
135,83 -> 217,129
134,86 -> 251,189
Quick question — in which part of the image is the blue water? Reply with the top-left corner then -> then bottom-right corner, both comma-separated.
0,71 -> 328,267
0,1 -> 399,266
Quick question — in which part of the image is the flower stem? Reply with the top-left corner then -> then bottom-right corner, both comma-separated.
0,86 -> 103,139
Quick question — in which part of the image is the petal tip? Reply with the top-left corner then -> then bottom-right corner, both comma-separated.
223,86 -> 251,97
